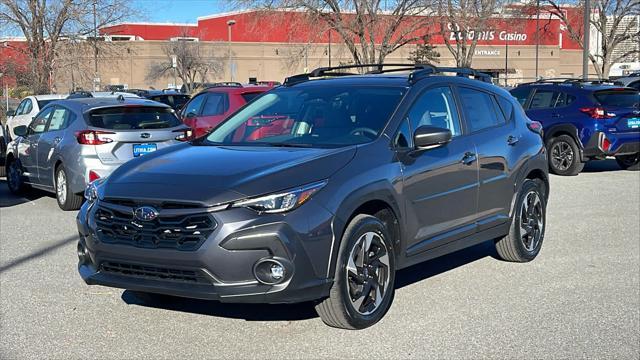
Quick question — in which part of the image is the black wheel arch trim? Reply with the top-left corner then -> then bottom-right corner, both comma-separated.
327,180 -> 403,279
544,124 -> 586,161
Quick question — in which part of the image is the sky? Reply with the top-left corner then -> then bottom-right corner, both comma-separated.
133,0 -> 231,23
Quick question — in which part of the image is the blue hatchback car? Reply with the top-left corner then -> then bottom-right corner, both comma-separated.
511,80 -> 640,175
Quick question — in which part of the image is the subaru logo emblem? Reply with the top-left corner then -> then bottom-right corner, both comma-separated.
134,206 -> 159,221
140,133 -> 151,139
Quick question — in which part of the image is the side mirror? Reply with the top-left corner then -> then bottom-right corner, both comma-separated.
6,110 -> 15,117
185,112 -> 197,119
13,125 -> 28,137
414,126 -> 452,149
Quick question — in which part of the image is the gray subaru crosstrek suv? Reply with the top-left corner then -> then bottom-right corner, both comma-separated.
77,65 -> 549,329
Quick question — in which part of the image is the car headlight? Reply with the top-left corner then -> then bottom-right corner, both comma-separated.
231,180 -> 327,214
84,178 -> 106,204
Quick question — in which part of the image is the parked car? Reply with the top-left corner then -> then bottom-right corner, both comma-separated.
77,65 -> 549,329
179,84 -> 274,138
66,91 -> 140,99
5,94 -> 67,141
0,123 -> 6,177
5,97 -> 190,210
511,79 -> 640,174
142,91 -> 191,111
614,75 -> 640,91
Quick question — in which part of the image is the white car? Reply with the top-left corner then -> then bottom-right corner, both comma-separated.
5,94 -> 67,140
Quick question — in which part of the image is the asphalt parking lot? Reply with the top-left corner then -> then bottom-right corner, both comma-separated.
1,160 -> 639,359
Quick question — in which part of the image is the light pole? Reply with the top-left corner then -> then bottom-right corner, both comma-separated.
535,0 -> 540,79
93,0 -> 100,90
227,19 -> 236,82
583,0 -> 591,79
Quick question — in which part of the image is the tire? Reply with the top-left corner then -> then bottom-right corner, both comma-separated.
315,214 -> 396,330
6,157 -> 28,194
547,135 -> 584,176
495,179 -> 547,262
55,165 -> 83,211
615,153 -> 640,171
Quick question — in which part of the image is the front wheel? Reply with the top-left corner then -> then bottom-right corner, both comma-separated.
495,179 -> 547,262
55,165 -> 83,211
615,153 -> 640,171
6,158 -> 27,194
315,214 -> 396,330
547,135 -> 584,176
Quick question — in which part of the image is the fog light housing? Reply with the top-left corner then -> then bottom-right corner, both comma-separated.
253,258 -> 288,285
77,241 -> 88,264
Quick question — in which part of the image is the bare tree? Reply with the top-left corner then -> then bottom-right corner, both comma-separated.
147,39 -> 225,94
0,0 -> 135,94
435,0 -> 504,67
236,1 -> 438,68
544,0 -> 640,78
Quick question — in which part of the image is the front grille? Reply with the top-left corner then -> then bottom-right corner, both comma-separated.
94,204 -> 216,251
101,261 -> 211,284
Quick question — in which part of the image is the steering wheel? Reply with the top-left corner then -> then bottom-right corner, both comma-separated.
349,127 -> 377,139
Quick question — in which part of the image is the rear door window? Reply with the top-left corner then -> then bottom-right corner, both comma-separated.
458,87 -> 505,132
529,90 -> 559,109
87,107 -> 182,130
201,93 -> 229,116
47,107 -> 73,131
594,90 -> 640,108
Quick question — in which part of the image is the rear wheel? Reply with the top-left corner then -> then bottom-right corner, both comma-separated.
615,153 -> 640,171
547,135 -> 584,176
495,179 -> 546,262
55,165 -> 83,211
315,214 -> 395,330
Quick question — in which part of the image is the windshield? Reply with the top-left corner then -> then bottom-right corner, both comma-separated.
594,90 -> 640,108
204,86 -> 406,147
87,106 -> 182,130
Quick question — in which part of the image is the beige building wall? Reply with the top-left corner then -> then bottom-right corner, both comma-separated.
53,40 -> 588,93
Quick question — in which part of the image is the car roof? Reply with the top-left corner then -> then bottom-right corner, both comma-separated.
29,94 -> 67,100
516,82 -> 626,92
203,85 -> 273,94
49,97 -> 172,112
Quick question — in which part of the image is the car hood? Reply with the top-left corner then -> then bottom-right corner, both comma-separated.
102,143 -> 357,206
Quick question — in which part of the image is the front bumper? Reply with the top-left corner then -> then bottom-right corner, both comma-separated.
582,131 -> 640,159
76,199 -> 336,304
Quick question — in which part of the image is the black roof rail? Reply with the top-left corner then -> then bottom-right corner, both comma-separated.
410,66 -> 492,83
284,63 -> 492,86
518,77 -> 616,87
206,82 -> 243,88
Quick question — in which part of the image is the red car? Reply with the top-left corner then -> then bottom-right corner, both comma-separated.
180,85 -> 274,138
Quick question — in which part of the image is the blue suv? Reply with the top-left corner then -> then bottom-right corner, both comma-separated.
511,79 -> 640,175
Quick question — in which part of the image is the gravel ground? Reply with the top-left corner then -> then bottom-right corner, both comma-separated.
1,159 -> 639,359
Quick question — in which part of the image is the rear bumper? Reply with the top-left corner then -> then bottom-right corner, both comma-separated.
582,131 -> 640,159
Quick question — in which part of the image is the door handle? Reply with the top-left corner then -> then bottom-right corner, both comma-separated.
507,135 -> 520,146
551,113 -> 561,118
461,151 -> 477,165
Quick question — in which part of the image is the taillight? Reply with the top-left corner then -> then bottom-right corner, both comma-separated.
76,130 -> 114,145
173,128 -> 193,141
88,170 -> 100,182
579,107 -> 615,119
527,120 -> 543,134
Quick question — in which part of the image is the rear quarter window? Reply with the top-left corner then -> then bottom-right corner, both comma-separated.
241,92 -> 263,103
87,106 -> 181,130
